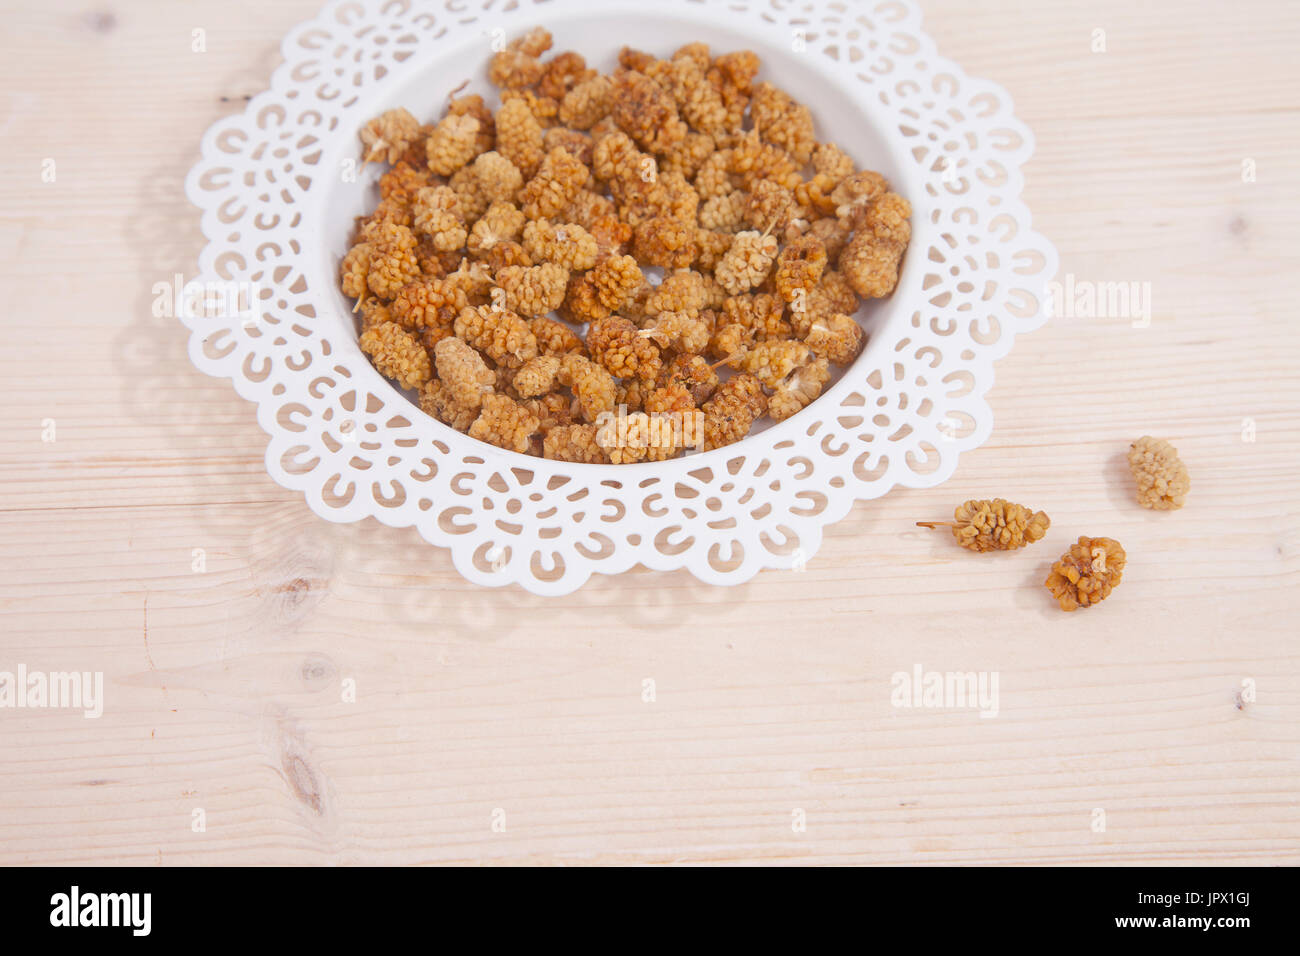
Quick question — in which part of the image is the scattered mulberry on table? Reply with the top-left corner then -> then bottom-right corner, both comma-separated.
1045,536 -> 1126,611
1128,436 -> 1190,510
918,498 -> 1052,553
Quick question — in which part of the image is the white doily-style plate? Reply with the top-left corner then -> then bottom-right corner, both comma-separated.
183,0 -> 1057,595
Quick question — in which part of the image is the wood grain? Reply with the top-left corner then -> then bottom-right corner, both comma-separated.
0,0 -> 1297,866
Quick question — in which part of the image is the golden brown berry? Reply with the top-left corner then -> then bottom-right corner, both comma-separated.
804,313 -> 865,365
496,262 -> 569,317
418,379 -> 478,431
587,316 -> 661,381
433,336 -> 495,409
519,146 -> 591,220
1128,436 -> 1190,510
918,499 -> 1051,553
700,372 -> 767,450
425,114 -> 482,176
359,321 -> 432,390
1044,536 -> 1127,611
453,306 -> 538,369
495,97 -> 546,179
543,423 -> 611,463
529,316 -> 586,356
768,357 -> 830,422
360,108 -> 421,165
558,353 -> 617,423
469,392 -> 540,453
522,219 -> 599,271
715,230 -> 778,295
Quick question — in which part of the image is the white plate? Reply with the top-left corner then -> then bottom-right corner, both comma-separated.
184,0 -> 1057,595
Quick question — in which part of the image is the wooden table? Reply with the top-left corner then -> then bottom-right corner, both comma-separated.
2,0 -> 1297,866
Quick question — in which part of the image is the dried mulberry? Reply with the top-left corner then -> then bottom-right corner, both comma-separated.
360,108 -> 421,165
361,222 -> 421,299
804,312 -> 865,365
558,353 -> 617,423
1045,536 -> 1126,611
715,230 -> 778,295
559,75 -> 612,130
419,379 -> 478,431
587,316 -> 661,380
633,217 -> 698,269
512,354 -> 562,398
495,97 -> 545,179
359,321 -> 432,390
768,357 -> 831,422
453,306 -> 538,368
496,262 -> 569,316
1128,436 -> 1190,510
701,373 -> 767,450
529,316 -> 585,356
469,392 -> 540,453
433,336 -> 495,408
522,219 -> 599,271
841,228 -> 908,299
468,200 -> 526,258
543,423 -> 611,463
609,70 -> 686,153
639,310 -> 710,353
589,254 -> 643,311
520,146 -> 591,220
773,235 -> 828,304
425,114 -> 482,176
412,185 -> 466,250
918,499 -> 1052,553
